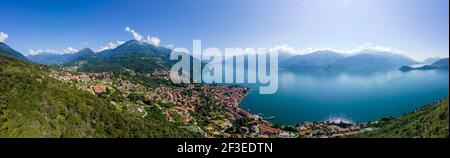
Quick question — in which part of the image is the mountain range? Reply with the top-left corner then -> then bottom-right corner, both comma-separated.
281,50 -> 419,72
26,40 -> 179,74
422,57 -> 444,65
81,40 -> 176,72
27,48 -> 95,65
280,50 -> 346,70
400,58 -> 449,72
2,41 -> 447,74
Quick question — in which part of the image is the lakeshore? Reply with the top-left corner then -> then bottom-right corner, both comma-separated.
50,67 -> 371,138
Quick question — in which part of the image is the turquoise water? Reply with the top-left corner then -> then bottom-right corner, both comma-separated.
234,68 -> 449,125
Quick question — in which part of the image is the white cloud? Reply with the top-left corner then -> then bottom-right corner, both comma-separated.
124,27 -> 161,47
28,46 -> 80,55
275,43 -> 397,55
0,32 -> 9,42
96,40 -> 124,52
266,44 -> 332,55
63,47 -> 79,54
125,27 -> 144,41
146,36 -> 160,47
27,49 -> 59,56
245,43 -> 401,57
27,49 -> 44,55
268,44 -> 298,54
347,43 -> 394,54
298,47 -> 333,54
166,44 -> 174,49
266,44 -> 335,55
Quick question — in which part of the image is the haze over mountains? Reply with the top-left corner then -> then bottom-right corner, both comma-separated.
27,48 -> 95,65
210,48 -> 438,73
280,49 -> 421,71
2,40 -> 448,74
280,50 -> 346,70
422,57 -> 444,65
400,58 -> 449,72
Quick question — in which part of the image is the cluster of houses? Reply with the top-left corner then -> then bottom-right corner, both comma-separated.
53,72 -> 90,82
51,71 -> 111,95
150,70 -> 170,80
200,85 -> 248,108
142,83 -> 281,137
51,69 -> 364,138
92,85 -> 106,95
296,120 -> 361,138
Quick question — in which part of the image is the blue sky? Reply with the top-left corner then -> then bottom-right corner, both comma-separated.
0,0 -> 448,60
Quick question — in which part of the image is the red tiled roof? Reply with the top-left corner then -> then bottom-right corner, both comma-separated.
93,85 -> 106,93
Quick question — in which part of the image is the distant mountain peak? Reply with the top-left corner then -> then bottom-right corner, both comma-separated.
80,48 -> 93,51
353,50 -> 395,57
0,42 -> 14,50
124,39 -> 140,44
123,39 -> 149,46
313,50 -> 338,54
77,48 -> 95,54
422,57 -> 443,65
400,57 -> 448,71
281,49 -> 419,72
306,50 -> 343,57
27,47 -> 96,65
0,42 -> 8,47
0,42 -> 28,61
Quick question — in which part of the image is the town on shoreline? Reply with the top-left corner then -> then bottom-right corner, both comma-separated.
51,67 -> 369,138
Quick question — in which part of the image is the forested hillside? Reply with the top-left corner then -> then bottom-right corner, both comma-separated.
351,97 -> 449,138
0,54 -> 201,138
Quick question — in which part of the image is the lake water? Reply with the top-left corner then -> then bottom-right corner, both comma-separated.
230,67 -> 449,125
